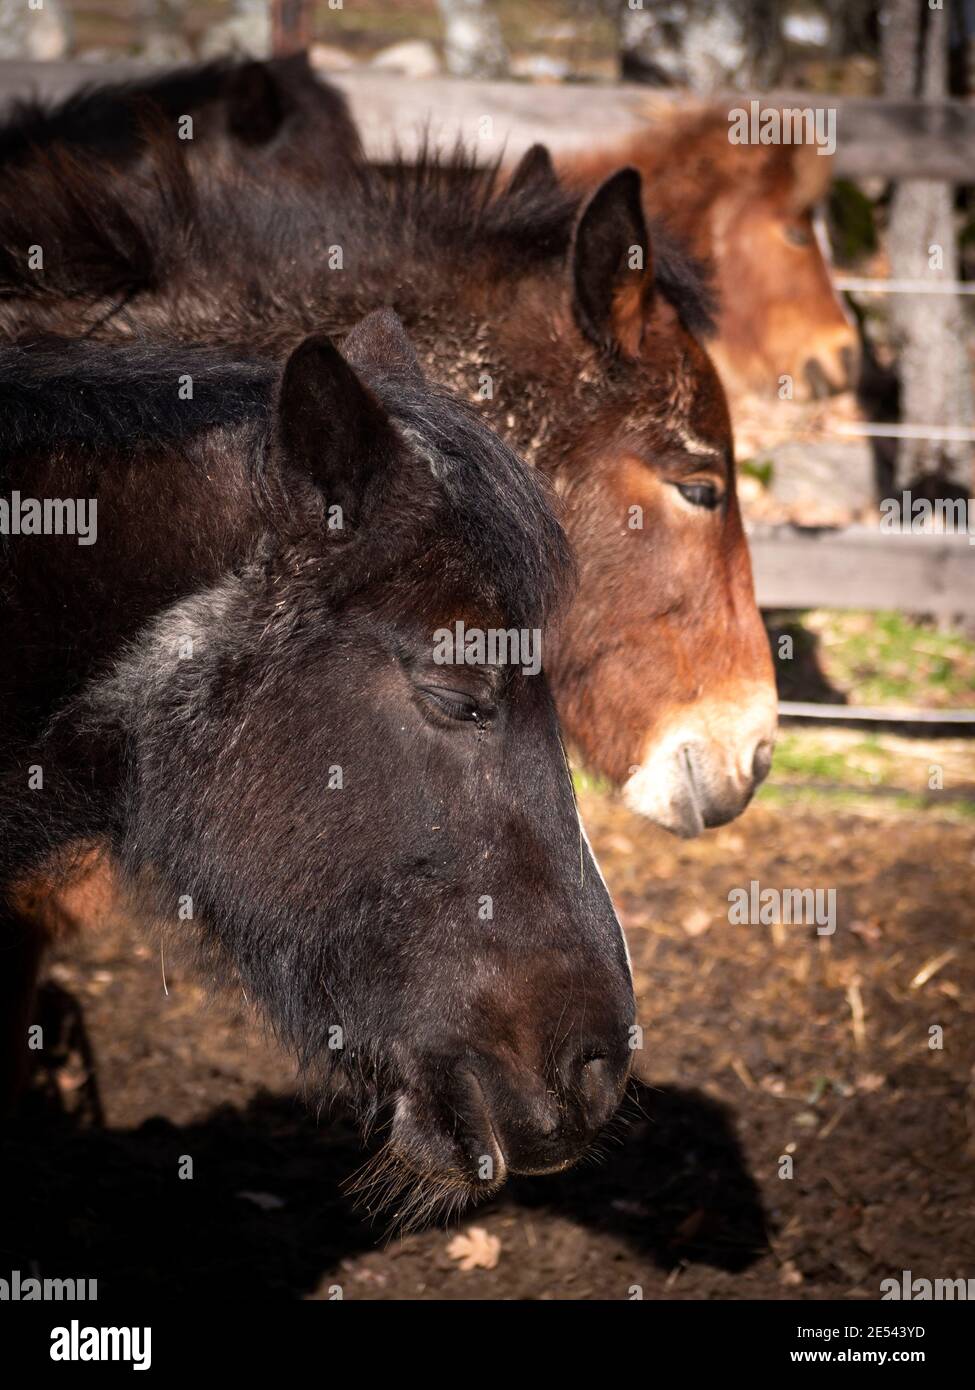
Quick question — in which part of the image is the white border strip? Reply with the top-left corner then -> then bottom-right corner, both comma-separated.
834,276 -> 975,295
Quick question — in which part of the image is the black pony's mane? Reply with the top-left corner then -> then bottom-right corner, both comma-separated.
0,337 -> 571,628
0,125 -> 716,339
0,340 -> 275,453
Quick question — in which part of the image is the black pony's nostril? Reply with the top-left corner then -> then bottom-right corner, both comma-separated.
752,739 -> 774,786
576,1054 -> 620,1127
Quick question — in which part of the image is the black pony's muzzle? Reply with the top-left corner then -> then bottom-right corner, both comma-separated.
393,1039 -> 630,1190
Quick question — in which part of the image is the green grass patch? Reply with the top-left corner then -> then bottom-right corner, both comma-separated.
769,608 -> 975,710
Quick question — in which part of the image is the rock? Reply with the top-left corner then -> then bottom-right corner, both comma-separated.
437,0 -> 508,79
199,1 -> 270,61
620,1 -> 750,93
782,10 -> 831,48
137,32 -> 194,65
308,42 -> 358,73
77,47 -> 118,64
509,54 -> 569,82
0,0 -> 72,61
370,39 -> 440,79
766,438 -> 878,523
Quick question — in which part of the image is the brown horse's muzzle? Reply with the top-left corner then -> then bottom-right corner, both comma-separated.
622,684 -> 778,837
803,324 -> 861,399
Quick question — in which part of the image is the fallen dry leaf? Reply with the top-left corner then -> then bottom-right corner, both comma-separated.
681,908 -> 712,938
446,1225 -> 501,1271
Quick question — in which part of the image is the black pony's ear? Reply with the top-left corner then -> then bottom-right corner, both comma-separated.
571,167 -> 654,359
507,143 -> 558,198
277,332 -> 403,529
342,307 -> 423,382
224,60 -> 286,147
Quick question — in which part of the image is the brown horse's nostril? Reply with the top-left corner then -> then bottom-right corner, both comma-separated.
803,357 -> 833,399
752,739 -> 774,787
839,343 -> 858,386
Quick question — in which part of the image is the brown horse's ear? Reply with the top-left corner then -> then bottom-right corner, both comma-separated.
571,167 -> 653,359
277,332 -> 403,528
507,143 -> 558,198
783,143 -> 832,213
225,61 -> 286,147
342,307 -> 424,382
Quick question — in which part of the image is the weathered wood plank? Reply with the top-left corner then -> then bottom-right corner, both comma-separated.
779,700 -> 975,723
748,524 -> 975,617
0,61 -> 971,181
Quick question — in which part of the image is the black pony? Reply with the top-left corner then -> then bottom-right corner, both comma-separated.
0,312 -> 634,1225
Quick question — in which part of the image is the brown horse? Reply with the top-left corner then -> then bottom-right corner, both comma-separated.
0,125 -> 777,838
559,104 -> 859,404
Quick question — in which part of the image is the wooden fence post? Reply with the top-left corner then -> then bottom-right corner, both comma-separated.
271,0 -> 312,57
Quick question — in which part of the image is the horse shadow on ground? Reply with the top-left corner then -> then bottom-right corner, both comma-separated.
763,614 -> 848,705
1,987 -> 769,1298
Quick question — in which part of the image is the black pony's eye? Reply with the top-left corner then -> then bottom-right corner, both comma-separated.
419,686 -> 492,724
676,481 -> 721,510
784,223 -> 812,247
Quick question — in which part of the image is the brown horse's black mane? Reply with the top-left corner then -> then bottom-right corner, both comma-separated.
0,125 -> 716,339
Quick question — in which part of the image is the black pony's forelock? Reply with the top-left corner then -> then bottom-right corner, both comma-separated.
365,136 -> 580,268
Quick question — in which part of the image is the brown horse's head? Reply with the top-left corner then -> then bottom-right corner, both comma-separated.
560,109 -> 859,402
500,164 -> 778,836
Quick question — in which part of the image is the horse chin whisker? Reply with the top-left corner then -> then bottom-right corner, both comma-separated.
343,1138 -> 496,1239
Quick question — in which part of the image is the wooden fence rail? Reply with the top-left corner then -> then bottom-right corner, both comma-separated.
0,62 -> 971,624
748,525 -> 975,619
0,62 -> 973,182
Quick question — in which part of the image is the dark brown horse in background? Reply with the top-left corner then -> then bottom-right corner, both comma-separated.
0,52 -> 362,184
0,84 -> 777,838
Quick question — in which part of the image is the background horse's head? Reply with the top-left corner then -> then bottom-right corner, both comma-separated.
560,108 -> 860,401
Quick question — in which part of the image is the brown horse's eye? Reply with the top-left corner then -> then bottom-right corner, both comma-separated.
676,481 -> 721,510
784,223 -> 812,247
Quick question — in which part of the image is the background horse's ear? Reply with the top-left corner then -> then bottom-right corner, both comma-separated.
277,332 -> 403,529
507,143 -> 558,198
342,307 -> 424,381
571,167 -> 654,359
224,60 -> 286,147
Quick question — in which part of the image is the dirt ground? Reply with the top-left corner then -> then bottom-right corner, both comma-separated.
2,790 -> 974,1302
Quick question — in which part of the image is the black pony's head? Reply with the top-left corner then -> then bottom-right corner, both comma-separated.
81,311 -> 634,1224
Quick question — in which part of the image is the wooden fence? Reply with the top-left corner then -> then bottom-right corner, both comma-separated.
0,62 -> 973,181
1,60 -> 972,631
